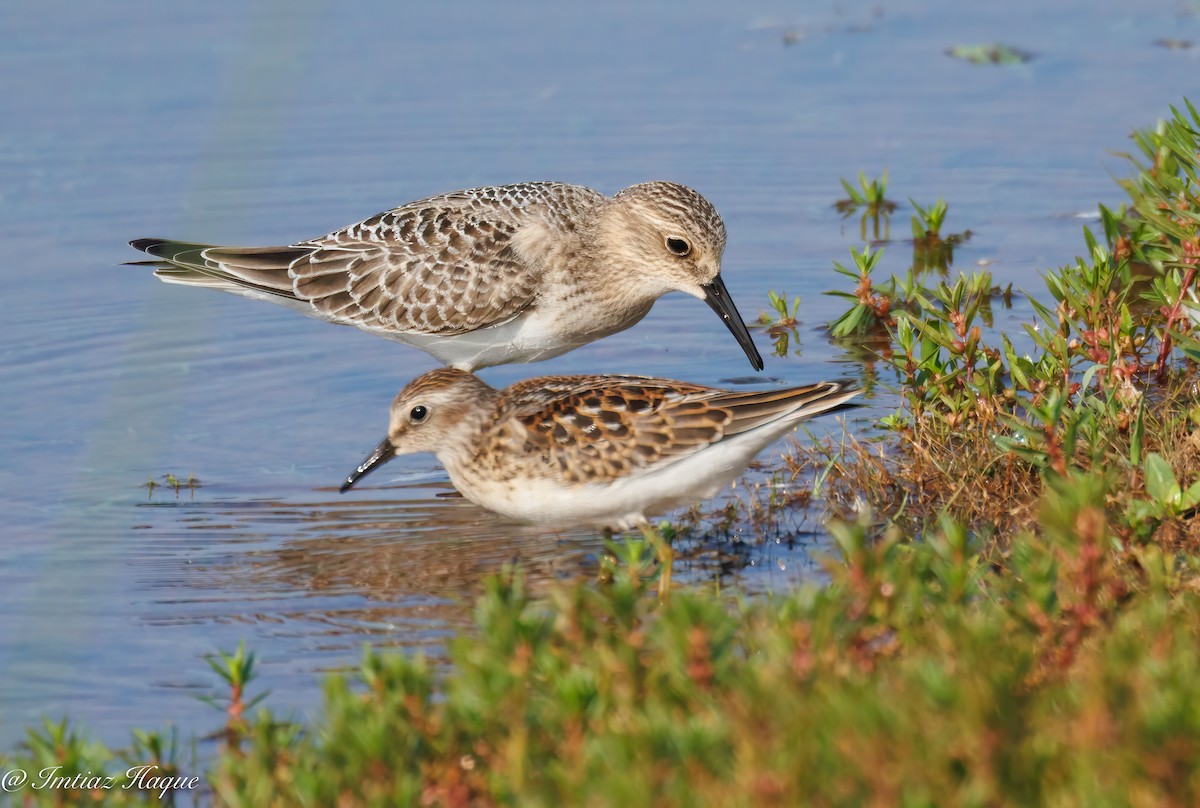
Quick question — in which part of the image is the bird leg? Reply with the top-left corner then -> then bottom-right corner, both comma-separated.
597,527 -> 616,585
639,521 -> 674,601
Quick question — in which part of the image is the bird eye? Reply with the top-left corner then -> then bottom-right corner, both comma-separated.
665,236 -> 691,256
410,405 -> 429,423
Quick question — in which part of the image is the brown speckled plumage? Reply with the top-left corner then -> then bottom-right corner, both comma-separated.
129,181 -> 763,370
341,368 -> 860,530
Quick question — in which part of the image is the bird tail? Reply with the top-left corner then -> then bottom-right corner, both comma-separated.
126,238 -> 311,301
720,381 -> 861,437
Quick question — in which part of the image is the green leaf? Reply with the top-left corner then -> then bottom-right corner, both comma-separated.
1144,453 -> 1181,507
1182,480 -> 1200,511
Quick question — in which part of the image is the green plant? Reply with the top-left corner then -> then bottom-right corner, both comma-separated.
1126,451 -> 1200,537
910,198 -> 971,273
835,170 -> 897,241
827,245 -> 892,338
756,290 -> 803,356
199,641 -> 272,749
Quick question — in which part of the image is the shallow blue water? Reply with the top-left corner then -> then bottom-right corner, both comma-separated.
1,0 -> 1198,752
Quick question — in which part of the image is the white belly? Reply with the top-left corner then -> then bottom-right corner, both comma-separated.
371,310 -> 576,370
372,300 -> 654,370
446,429 -> 778,531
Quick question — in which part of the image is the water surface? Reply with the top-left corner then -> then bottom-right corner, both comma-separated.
2,0 -> 1198,750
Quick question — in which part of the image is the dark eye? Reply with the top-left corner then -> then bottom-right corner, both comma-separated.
410,405 -> 429,423
665,236 -> 691,256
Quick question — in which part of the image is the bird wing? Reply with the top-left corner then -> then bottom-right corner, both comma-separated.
486,376 -> 857,485
130,183 -> 603,336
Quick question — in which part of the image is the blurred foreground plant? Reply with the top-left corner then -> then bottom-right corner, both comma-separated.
12,471 -> 1200,805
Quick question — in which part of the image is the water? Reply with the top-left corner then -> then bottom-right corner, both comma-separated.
2,0 -> 1197,751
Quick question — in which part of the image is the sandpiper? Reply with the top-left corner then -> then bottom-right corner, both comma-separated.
339,368 -> 859,597
129,181 -> 763,371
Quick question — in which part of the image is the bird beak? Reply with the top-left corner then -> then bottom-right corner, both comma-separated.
340,438 -> 396,492
702,275 -> 764,371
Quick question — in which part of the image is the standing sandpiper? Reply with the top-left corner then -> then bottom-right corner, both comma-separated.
339,368 -> 859,597
129,181 -> 763,371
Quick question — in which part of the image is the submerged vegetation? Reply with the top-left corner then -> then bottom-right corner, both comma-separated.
945,43 -> 1034,65
143,472 -> 201,496
7,101 -> 1200,805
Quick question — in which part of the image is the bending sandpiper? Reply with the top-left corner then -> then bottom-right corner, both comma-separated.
129,181 -> 763,371
339,368 -> 859,597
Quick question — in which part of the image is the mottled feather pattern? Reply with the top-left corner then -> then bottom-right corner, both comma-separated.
135,183 -> 607,336
131,179 -> 767,371
296,187 -> 592,334
397,367 -> 489,402
615,182 -> 726,246
320,182 -> 603,246
342,369 -> 859,533
465,375 -> 842,486
295,222 -> 532,334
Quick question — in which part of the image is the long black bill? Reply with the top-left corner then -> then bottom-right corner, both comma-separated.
702,275 -> 764,371
339,438 -> 396,493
